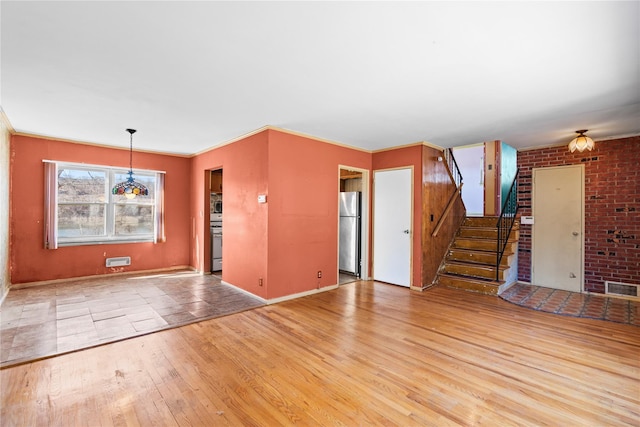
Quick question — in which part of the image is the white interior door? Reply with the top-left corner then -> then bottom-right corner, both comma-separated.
373,168 -> 412,287
532,165 -> 584,292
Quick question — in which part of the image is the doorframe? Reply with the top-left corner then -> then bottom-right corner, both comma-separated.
531,164 -> 585,292
337,165 -> 370,281
372,166 -> 414,288
204,166 -> 223,274
452,143 -> 485,216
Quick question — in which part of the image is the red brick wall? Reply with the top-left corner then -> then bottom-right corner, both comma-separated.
517,136 -> 640,293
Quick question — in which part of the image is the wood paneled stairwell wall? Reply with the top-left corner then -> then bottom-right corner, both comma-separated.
421,146 -> 466,289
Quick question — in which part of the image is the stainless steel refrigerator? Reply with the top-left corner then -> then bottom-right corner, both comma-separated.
339,191 -> 361,276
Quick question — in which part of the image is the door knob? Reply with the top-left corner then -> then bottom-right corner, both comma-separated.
403,229 -> 410,234
572,231 -> 579,236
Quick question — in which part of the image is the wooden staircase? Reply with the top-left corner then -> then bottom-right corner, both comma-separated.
436,216 -> 519,295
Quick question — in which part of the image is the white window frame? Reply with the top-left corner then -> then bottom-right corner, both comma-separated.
44,160 -> 165,248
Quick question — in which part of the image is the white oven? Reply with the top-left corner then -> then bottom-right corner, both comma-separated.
211,220 -> 222,271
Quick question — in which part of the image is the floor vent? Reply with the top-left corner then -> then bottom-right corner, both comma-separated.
605,281 -> 639,297
106,256 -> 131,267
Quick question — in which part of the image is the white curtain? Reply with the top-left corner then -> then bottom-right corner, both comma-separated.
43,161 -> 58,249
154,172 -> 166,243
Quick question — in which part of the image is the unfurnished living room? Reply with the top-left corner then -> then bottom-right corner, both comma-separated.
1,1 -> 639,426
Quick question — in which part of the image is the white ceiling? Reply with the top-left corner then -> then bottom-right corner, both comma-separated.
2,1 -> 639,155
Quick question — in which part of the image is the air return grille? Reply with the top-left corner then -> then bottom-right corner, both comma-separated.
605,281 -> 639,297
105,257 -> 131,267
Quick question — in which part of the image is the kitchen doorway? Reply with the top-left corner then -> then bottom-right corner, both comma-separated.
338,166 -> 369,285
209,168 -> 223,275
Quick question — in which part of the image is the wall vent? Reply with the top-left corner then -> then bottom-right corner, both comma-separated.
605,281 -> 639,298
106,256 -> 131,267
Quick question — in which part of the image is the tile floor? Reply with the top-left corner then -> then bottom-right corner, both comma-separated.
0,271 -> 265,368
500,283 -> 639,326
339,272 -> 359,285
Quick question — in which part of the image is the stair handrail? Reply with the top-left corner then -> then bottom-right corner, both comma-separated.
432,183 -> 464,237
443,148 -> 463,189
495,169 -> 519,280
432,148 -> 464,237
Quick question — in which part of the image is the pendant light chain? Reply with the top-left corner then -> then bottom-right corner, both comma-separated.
111,128 -> 149,198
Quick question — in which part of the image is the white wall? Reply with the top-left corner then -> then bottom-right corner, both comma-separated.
0,115 -> 10,304
453,144 -> 485,216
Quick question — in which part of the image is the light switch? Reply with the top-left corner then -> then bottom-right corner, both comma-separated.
257,194 -> 267,203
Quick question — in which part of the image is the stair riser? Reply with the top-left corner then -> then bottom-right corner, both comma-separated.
464,217 -> 521,229
463,217 -> 499,227
442,264 -> 507,281
459,228 -> 520,240
459,228 -> 498,239
436,215 -> 519,296
452,239 -> 517,253
437,276 -> 500,295
448,251 -> 512,267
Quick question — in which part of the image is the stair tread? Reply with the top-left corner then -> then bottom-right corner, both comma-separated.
437,273 -> 504,294
438,272 -> 504,285
445,260 -> 508,271
447,258 -> 509,267
449,247 -> 510,254
455,235 -> 518,240
439,215 -> 519,295
448,248 -> 515,258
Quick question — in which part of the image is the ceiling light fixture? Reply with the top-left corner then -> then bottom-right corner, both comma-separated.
568,129 -> 595,153
111,129 -> 148,199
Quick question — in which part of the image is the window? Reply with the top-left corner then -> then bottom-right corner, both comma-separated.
44,161 -> 165,248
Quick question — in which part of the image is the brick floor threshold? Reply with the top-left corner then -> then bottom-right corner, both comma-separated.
500,283 -> 639,326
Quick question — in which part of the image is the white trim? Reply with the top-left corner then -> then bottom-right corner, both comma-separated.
0,286 -> 9,306
221,280 -> 340,305
372,166 -> 414,288
9,266 -> 193,290
221,280 -> 268,304
337,165 -> 370,281
43,159 -> 166,175
531,164 -> 585,293
605,281 -> 640,299
49,161 -> 162,247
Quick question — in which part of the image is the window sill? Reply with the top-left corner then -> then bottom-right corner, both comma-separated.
58,238 -> 155,247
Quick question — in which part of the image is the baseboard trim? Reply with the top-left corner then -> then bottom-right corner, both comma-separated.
221,280 -> 340,305
9,266 -> 194,290
0,286 -> 9,306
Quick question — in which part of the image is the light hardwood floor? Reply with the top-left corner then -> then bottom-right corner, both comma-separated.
2,281 -> 639,426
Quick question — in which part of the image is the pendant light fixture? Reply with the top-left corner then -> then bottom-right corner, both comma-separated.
111,128 -> 148,199
568,129 -> 595,153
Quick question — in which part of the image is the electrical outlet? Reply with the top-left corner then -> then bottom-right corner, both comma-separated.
317,270 -> 322,278
259,278 -> 263,286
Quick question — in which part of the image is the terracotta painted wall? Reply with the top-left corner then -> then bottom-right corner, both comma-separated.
10,135 -> 191,283
372,145 -> 424,288
190,131 -> 270,299
517,136 -> 640,293
190,129 -> 371,300
266,130 -> 371,299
